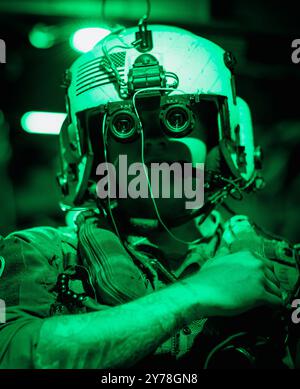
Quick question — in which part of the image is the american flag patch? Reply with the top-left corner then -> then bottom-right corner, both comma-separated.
76,51 -> 126,96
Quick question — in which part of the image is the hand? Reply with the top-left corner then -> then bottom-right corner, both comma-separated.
184,250 -> 283,317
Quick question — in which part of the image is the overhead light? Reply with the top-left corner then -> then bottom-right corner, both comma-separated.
70,27 -> 111,53
29,24 -> 56,49
21,112 -> 66,135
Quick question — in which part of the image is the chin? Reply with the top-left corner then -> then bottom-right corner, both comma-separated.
117,196 -> 194,223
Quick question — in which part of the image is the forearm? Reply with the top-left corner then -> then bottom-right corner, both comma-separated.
33,278 -> 206,369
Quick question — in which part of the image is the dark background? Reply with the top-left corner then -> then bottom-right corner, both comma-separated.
0,0 -> 299,241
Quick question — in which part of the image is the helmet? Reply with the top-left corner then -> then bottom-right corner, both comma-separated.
57,24 -> 262,214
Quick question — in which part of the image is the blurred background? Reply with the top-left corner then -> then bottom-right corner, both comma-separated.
0,0 -> 299,241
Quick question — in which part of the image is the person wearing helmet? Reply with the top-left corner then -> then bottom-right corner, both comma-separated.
0,24 -> 298,369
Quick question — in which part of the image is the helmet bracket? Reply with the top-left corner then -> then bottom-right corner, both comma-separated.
127,54 -> 166,94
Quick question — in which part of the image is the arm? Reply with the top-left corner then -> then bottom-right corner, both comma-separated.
34,250 -> 282,369
34,279 -> 201,369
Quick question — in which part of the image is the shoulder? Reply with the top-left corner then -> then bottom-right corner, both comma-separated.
1,225 -> 78,265
0,225 -> 78,306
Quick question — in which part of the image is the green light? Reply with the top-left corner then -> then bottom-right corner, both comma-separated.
70,27 -> 111,53
29,24 -> 56,49
21,112 -> 66,135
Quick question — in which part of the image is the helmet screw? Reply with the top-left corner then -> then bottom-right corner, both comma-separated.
254,146 -> 263,169
224,51 -> 237,72
183,326 -> 192,335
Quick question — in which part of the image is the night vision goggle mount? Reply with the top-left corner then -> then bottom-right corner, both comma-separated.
127,53 -> 167,94
127,18 -> 177,95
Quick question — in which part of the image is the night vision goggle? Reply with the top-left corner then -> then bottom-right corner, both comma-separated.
100,93 -> 230,143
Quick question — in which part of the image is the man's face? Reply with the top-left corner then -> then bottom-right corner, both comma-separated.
105,95 -> 215,222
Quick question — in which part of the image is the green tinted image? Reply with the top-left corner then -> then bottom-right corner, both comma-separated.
0,0 -> 300,374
